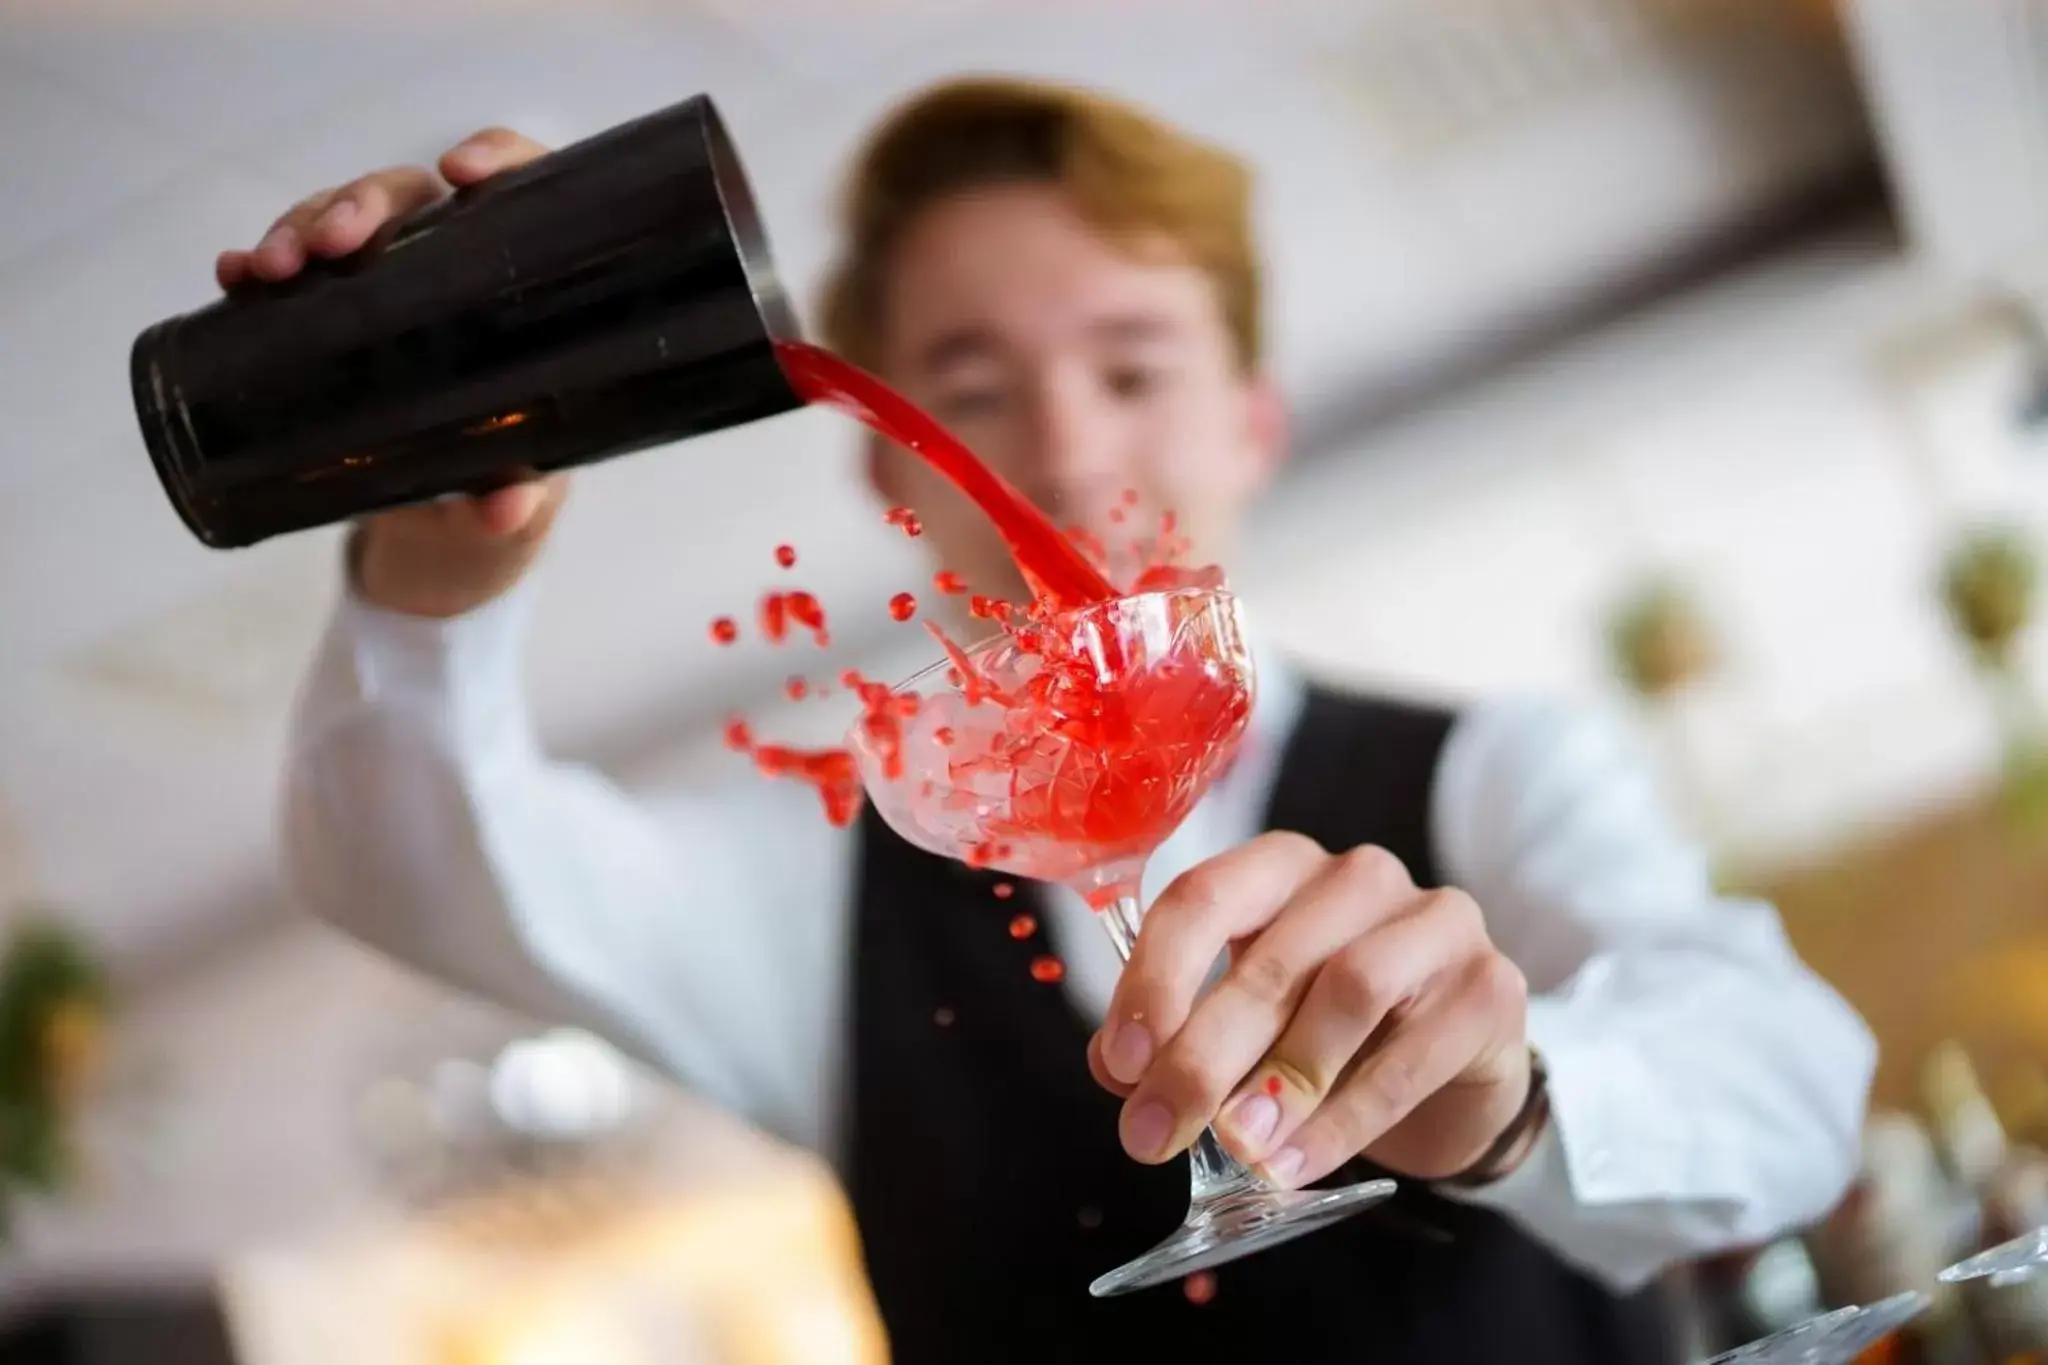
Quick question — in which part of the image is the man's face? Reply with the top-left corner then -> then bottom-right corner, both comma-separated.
866,183 -> 1283,606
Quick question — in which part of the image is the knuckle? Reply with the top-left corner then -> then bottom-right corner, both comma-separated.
1228,949 -> 1296,1006
1151,1048 -> 1230,1111
362,163 -> 434,195
1421,886 -> 1484,936
1322,944 -> 1394,1021
1260,829 -> 1326,863
468,125 -> 543,156
1332,844 -> 1411,896
1360,1050 -> 1422,1117
1155,863 -> 1227,928
1466,951 -> 1526,1014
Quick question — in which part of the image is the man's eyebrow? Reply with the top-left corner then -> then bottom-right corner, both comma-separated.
1086,312 -> 1177,344
916,326 -> 1004,372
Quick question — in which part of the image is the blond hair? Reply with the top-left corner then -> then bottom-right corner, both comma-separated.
818,77 -> 1261,371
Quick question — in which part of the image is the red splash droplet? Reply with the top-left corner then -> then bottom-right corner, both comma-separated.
774,544 -> 797,569
1264,1075 -> 1282,1097
722,717 -> 753,752
933,569 -> 969,595
992,880 -> 1014,899
934,726 -> 955,747
1008,913 -> 1037,939
968,595 -> 1012,622
709,616 -> 738,646
786,591 -> 825,631
1121,488 -> 1141,507
884,506 -> 924,538
1107,505 -> 1126,525
1029,955 -> 1065,984
758,593 -> 788,644
889,592 -> 917,622
784,676 -> 809,701
1182,1271 -> 1217,1305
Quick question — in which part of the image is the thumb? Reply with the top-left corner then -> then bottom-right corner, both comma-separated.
467,476 -> 565,538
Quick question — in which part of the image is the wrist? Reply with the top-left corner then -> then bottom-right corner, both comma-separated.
351,523 -> 527,620
1441,1047 -> 1550,1189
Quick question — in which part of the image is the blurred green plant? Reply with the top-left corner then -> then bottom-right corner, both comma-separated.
0,917 -> 107,1237
1942,526 -> 2036,668
1939,526 -> 2048,829
1607,578 -> 1717,700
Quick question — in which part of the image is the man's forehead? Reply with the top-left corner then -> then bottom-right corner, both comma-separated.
911,312 -> 1186,371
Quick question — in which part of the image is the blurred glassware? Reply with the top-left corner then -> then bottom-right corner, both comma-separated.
1942,1226 -> 2048,1286
1706,1292 -> 1930,1364
350,1001 -> 664,1214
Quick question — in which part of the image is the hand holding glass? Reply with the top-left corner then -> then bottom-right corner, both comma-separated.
848,588 -> 1394,1296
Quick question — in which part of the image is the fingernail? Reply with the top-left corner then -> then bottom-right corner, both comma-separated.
316,198 -> 356,233
1123,1103 -> 1173,1160
1262,1147 -> 1304,1187
1227,1092 -> 1279,1148
1103,1020 -> 1151,1083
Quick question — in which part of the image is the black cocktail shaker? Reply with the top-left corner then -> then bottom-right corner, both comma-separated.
130,94 -> 804,549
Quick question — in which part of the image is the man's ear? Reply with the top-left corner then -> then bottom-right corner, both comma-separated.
864,431 -> 903,504
1245,374 -> 1289,489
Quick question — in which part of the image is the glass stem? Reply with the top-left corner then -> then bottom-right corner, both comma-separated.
1097,893 -> 1267,1206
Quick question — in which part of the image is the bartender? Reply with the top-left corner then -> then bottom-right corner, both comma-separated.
249,77 -> 1876,1363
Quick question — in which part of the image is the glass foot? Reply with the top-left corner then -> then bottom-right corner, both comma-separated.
1940,1225 -> 2048,1285
1706,1292 -> 1929,1364
1088,1176 -> 1396,1297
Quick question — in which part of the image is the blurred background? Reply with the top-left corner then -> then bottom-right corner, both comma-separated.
3,0 -> 2048,1359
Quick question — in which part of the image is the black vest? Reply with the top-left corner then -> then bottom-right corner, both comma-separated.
847,686 -> 1678,1364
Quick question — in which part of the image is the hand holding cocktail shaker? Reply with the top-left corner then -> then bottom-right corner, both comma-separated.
129,95 -> 804,549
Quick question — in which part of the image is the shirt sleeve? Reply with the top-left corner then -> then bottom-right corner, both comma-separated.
1429,696 -> 1876,1292
279,575 -> 849,1142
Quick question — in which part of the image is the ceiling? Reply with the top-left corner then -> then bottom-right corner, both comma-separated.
0,0 -> 1874,981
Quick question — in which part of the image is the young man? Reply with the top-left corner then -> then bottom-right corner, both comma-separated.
250,79 -> 1874,1362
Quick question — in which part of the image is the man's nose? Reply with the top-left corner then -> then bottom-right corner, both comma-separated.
1030,384 -> 1123,501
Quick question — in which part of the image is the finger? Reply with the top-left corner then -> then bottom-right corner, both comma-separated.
1098,832 -> 1327,1092
1123,848 -> 1422,1163
439,126 -> 551,186
1263,952 -> 1521,1188
1086,1032 -> 1135,1100
1219,889 -> 1481,1165
216,249 -> 252,290
247,194 -> 330,282
466,474 -> 569,539
303,165 -> 443,258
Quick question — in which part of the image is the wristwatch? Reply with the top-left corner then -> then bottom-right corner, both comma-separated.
1440,1047 -> 1551,1189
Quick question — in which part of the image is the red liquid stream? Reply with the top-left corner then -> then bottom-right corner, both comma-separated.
774,341 -> 1117,610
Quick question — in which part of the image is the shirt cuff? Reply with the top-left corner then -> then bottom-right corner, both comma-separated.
1434,992 -> 1681,1278
331,574 -> 538,761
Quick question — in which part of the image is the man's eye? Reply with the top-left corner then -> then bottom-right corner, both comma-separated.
934,389 -> 1008,422
1105,366 -> 1164,400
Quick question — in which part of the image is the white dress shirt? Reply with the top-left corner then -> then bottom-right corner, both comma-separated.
281,579 -> 1875,1293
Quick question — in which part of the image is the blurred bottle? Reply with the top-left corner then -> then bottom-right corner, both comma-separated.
1809,1111 -> 1986,1364
1924,1043 -> 2048,1362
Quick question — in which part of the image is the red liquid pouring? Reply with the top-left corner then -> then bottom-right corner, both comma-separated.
774,341 -> 1116,610
722,342 -> 1241,859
